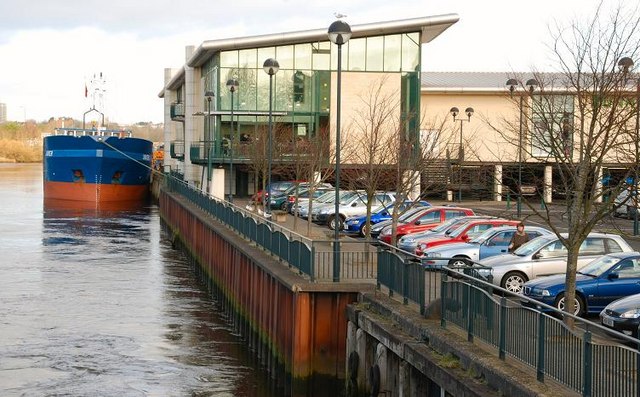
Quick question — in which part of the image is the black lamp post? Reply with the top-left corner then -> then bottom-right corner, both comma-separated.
226,78 -> 239,203
204,90 -> 215,193
618,57 -> 639,236
506,78 -> 538,218
263,58 -> 280,217
449,106 -> 474,202
328,19 -> 351,282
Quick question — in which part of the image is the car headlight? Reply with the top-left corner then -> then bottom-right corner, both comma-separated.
346,219 -> 359,225
540,290 -> 551,297
476,268 -> 491,276
621,309 -> 640,319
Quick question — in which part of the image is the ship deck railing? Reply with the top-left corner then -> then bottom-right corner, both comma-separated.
52,128 -> 132,138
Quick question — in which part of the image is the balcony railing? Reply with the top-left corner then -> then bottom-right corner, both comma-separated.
188,140 -> 328,164
170,102 -> 185,121
170,140 -> 184,160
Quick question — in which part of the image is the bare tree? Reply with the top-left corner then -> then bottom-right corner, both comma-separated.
490,3 -> 640,324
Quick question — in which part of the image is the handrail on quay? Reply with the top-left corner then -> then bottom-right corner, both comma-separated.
165,171 -> 640,396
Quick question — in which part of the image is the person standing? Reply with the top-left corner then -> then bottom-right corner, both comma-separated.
508,223 -> 529,252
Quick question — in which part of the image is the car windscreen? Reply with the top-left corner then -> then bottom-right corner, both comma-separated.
398,207 -> 426,222
338,192 -> 358,205
513,235 -> 554,256
578,255 -> 622,277
449,222 -> 474,238
469,228 -> 503,244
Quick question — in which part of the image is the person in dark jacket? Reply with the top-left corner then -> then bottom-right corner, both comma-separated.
508,222 -> 529,252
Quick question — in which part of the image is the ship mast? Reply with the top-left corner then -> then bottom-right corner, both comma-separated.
82,72 -> 106,130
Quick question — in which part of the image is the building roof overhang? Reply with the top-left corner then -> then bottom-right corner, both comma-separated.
159,14 -> 459,97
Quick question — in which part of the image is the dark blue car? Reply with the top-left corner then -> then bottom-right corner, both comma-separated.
522,252 -> 640,316
343,200 -> 429,237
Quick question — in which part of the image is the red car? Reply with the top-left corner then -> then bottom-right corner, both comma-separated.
414,219 -> 521,255
250,180 -> 305,204
377,206 -> 475,245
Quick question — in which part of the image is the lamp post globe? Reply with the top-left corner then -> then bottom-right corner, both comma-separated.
263,58 -> 280,76
328,20 -> 352,45
263,58 -> 279,217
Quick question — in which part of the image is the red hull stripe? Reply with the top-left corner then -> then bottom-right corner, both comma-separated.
44,181 -> 148,202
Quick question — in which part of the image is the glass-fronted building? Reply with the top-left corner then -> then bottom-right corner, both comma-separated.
159,15 -> 459,198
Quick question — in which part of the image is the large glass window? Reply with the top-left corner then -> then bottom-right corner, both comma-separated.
366,36 -> 384,71
348,38 -> 366,71
276,45 -> 294,69
294,44 -> 312,70
312,42 -> 331,70
220,51 -> 238,68
531,95 -> 574,158
384,35 -> 402,72
402,33 -> 420,72
239,49 -> 257,69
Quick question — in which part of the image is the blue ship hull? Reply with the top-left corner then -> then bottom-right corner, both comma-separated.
43,134 -> 153,202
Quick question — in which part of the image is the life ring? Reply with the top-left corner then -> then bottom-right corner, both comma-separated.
368,364 -> 380,396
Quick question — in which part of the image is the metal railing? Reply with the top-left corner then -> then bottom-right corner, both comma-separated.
164,174 -> 378,282
440,274 -> 640,396
167,172 -> 640,394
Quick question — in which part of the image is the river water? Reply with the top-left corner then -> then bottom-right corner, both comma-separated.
0,163 -> 279,396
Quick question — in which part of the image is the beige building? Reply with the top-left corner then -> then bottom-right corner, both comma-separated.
421,72 -> 637,203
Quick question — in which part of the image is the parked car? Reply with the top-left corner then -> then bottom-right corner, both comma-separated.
377,206 -> 475,245
397,215 -> 495,253
310,190 -> 360,222
421,225 -> 551,268
613,188 -> 638,219
268,182 -> 333,210
343,200 -> 430,237
316,191 -> 397,230
251,180 -> 304,204
294,190 -> 336,218
522,252 -> 640,316
476,233 -> 634,294
287,188 -> 334,214
369,206 -> 432,239
414,219 -> 521,254
600,292 -> 640,337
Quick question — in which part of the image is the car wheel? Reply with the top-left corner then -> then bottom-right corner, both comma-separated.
360,223 -> 370,237
328,216 -> 343,230
448,257 -> 470,267
501,271 -> 528,294
555,293 -> 585,316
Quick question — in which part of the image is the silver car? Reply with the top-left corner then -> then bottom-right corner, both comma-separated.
421,226 -> 551,268
477,232 -> 634,293
296,191 -> 338,218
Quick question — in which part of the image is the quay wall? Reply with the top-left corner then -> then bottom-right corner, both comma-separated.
159,188 -> 368,395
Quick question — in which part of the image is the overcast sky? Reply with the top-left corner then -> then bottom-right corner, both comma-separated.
0,0 -> 631,124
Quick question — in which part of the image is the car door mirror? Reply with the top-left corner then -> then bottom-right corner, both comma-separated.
382,211 -> 389,216
608,272 -> 619,280
415,219 -> 422,225
351,202 -> 357,207
533,252 -> 543,260
461,234 -> 469,241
